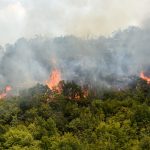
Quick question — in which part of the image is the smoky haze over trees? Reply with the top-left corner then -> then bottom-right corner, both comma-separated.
0,26 -> 150,90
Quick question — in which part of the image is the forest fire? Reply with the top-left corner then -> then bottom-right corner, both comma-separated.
0,85 -> 12,99
46,68 -> 62,92
140,71 -> 150,84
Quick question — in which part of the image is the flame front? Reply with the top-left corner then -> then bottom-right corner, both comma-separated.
0,85 -> 12,99
140,71 -> 150,84
46,68 -> 61,91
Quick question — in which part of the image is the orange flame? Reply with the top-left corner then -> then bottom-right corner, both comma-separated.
46,68 -> 61,92
140,71 -> 150,84
0,86 -> 12,99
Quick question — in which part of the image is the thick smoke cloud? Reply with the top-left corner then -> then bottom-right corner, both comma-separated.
1,0 -> 150,45
0,26 -> 150,91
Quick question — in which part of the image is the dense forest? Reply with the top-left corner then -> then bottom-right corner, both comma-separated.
0,78 -> 150,150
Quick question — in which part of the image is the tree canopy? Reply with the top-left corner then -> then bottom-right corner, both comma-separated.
0,79 -> 150,149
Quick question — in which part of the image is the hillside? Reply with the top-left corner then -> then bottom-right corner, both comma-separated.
0,79 -> 150,150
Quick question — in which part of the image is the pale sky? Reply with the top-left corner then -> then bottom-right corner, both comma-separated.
0,0 -> 150,45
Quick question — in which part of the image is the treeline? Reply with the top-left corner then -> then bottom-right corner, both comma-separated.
0,79 -> 150,149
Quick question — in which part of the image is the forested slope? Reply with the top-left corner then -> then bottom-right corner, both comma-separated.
0,79 -> 150,150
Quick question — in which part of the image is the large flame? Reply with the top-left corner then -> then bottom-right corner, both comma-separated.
46,68 -> 61,91
140,71 -> 150,84
0,85 -> 12,99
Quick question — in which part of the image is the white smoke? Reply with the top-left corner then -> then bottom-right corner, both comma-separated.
0,26 -> 150,90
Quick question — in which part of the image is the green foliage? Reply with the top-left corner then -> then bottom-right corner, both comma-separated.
132,105 -> 150,126
62,81 -> 83,100
0,80 -> 150,149
45,133 -> 84,150
140,136 -> 150,150
3,125 -> 40,149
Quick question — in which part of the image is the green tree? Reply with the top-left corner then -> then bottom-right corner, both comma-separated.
48,133 -> 84,150
3,125 -> 40,149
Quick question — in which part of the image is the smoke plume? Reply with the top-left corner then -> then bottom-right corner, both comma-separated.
0,26 -> 150,91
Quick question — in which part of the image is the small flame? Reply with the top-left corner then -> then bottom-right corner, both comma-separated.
140,71 -> 150,84
0,86 -> 12,99
46,68 -> 61,92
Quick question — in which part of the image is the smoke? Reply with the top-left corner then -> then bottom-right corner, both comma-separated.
0,26 -> 150,91
21,0 -> 150,38
1,0 -> 150,45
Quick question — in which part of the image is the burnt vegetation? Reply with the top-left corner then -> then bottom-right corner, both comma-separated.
0,78 -> 150,150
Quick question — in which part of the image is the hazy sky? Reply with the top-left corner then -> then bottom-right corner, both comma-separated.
0,0 -> 150,45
